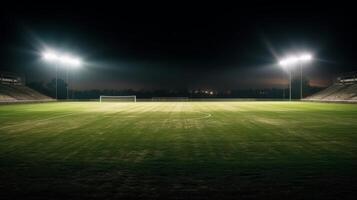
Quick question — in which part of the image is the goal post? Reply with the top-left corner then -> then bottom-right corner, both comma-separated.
151,97 -> 189,102
99,95 -> 136,102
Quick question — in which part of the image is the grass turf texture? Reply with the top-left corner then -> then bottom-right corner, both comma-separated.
0,101 -> 357,199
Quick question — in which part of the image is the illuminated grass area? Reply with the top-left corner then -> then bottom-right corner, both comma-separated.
1,102 -> 357,199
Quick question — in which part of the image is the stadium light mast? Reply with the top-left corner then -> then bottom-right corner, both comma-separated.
298,54 -> 313,99
41,50 -> 82,99
279,53 -> 313,100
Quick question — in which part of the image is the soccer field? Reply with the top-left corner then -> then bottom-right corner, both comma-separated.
1,101 -> 357,199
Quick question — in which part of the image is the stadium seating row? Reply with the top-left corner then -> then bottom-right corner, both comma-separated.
305,83 -> 357,102
0,84 -> 52,102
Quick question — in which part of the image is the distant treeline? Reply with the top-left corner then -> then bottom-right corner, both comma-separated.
28,78 -> 324,99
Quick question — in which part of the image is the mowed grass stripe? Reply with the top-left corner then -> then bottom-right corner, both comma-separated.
1,101 -> 357,199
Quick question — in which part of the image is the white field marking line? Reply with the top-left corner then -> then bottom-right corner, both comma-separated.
189,111 -> 212,120
0,113 -> 77,130
4,106 -> 129,129
115,111 -> 212,121
0,103 -> 169,129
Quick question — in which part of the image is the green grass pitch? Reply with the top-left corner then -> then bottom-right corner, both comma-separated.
1,101 -> 357,199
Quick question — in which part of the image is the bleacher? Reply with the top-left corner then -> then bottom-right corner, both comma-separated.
0,72 -> 53,103
305,72 -> 357,102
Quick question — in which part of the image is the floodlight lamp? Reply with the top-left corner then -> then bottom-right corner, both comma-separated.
279,53 -> 313,67
71,59 -> 82,67
59,55 -> 82,67
299,54 -> 312,61
41,49 -> 82,67
279,60 -> 287,66
279,56 -> 298,67
42,51 -> 59,61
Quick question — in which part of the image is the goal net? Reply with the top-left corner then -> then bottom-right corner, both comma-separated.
151,97 -> 189,102
100,95 -> 136,102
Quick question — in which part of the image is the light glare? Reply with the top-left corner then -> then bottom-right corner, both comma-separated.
299,54 -> 312,61
41,50 -> 82,67
42,52 -> 59,61
279,53 -> 313,67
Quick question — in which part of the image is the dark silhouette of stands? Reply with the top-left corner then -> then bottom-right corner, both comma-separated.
305,72 -> 357,102
0,84 -> 53,102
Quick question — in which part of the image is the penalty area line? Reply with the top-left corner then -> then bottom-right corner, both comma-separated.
0,113 -> 77,130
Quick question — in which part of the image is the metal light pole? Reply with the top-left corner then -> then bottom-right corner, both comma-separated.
66,66 -> 69,99
282,71 -> 285,99
55,63 -> 58,99
300,62 -> 303,99
289,69 -> 292,101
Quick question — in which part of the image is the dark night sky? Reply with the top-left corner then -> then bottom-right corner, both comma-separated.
0,2 -> 356,90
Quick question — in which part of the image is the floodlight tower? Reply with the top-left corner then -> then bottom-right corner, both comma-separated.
279,57 -> 295,101
42,50 -> 82,99
279,53 -> 313,100
297,54 -> 312,99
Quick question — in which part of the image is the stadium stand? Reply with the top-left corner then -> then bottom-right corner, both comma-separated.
0,72 -> 53,103
305,71 -> 357,102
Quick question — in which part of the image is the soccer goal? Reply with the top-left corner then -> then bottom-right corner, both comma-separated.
151,97 -> 189,102
99,95 -> 136,102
